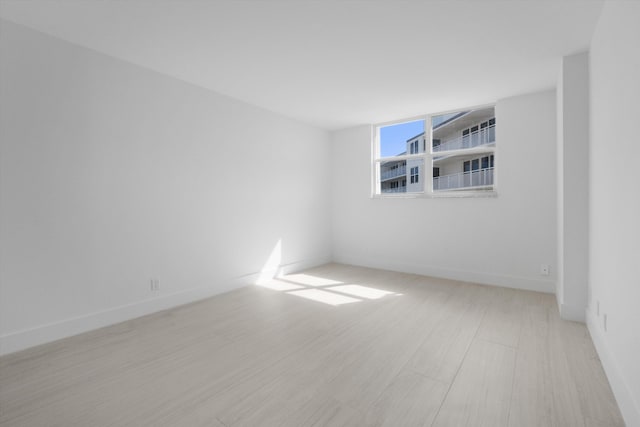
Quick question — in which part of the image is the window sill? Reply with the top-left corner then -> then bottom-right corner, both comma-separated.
430,190 -> 498,198
372,191 -> 498,199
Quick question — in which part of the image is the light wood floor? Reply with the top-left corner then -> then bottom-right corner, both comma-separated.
0,264 -> 624,426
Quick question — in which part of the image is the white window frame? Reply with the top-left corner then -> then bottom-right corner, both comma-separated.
372,104 -> 497,198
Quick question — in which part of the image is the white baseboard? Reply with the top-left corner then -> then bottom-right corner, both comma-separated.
280,257 -> 331,275
333,254 -> 555,294
0,256 -> 331,357
560,302 -> 586,322
586,309 -> 640,427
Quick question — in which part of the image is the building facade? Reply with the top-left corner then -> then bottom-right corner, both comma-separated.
380,107 -> 495,193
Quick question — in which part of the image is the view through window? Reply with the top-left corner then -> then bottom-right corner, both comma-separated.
374,106 -> 496,195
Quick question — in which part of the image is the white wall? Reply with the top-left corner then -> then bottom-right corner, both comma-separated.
331,90 -> 556,293
588,2 -> 640,425
556,52 -> 589,322
0,21 -> 331,355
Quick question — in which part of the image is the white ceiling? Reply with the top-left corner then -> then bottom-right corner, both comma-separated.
0,0 -> 604,130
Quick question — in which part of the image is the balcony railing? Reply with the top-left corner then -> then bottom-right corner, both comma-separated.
433,167 -> 494,191
380,165 -> 406,181
433,124 -> 495,152
381,186 -> 407,193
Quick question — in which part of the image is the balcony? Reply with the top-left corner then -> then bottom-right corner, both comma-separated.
381,186 -> 407,193
380,165 -> 406,181
433,124 -> 495,152
433,167 -> 494,191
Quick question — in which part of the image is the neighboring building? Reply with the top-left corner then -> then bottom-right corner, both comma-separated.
406,133 -> 425,193
380,132 -> 428,194
432,107 -> 496,191
380,107 -> 495,193
380,158 -> 407,193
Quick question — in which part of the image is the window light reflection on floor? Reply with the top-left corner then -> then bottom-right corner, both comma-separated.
255,268 -> 402,307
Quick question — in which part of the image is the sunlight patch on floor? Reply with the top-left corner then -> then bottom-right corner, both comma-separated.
255,262 -> 402,306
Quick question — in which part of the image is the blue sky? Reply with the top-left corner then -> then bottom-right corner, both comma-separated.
379,119 -> 425,157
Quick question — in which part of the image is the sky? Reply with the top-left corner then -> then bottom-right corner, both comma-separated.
379,112 -> 465,157
379,119 -> 425,157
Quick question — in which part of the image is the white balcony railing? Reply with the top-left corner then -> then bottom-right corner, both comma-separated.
381,165 -> 406,181
433,167 -> 494,191
433,124 -> 495,152
381,186 -> 407,193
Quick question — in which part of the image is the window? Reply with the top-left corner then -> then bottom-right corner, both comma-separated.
373,105 -> 496,196
409,139 -> 420,154
374,119 -> 426,195
410,166 -> 419,183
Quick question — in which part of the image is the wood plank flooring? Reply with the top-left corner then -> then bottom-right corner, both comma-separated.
0,263 -> 625,426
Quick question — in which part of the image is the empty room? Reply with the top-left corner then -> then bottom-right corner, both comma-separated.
0,1 -> 638,426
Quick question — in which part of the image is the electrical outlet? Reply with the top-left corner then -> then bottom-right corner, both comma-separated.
150,279 -> 160,292
597,301 -> 600,316
540,264 -> 550,276
603,313 -> 607,332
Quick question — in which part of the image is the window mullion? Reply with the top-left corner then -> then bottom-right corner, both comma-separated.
425,115 -> 434,196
